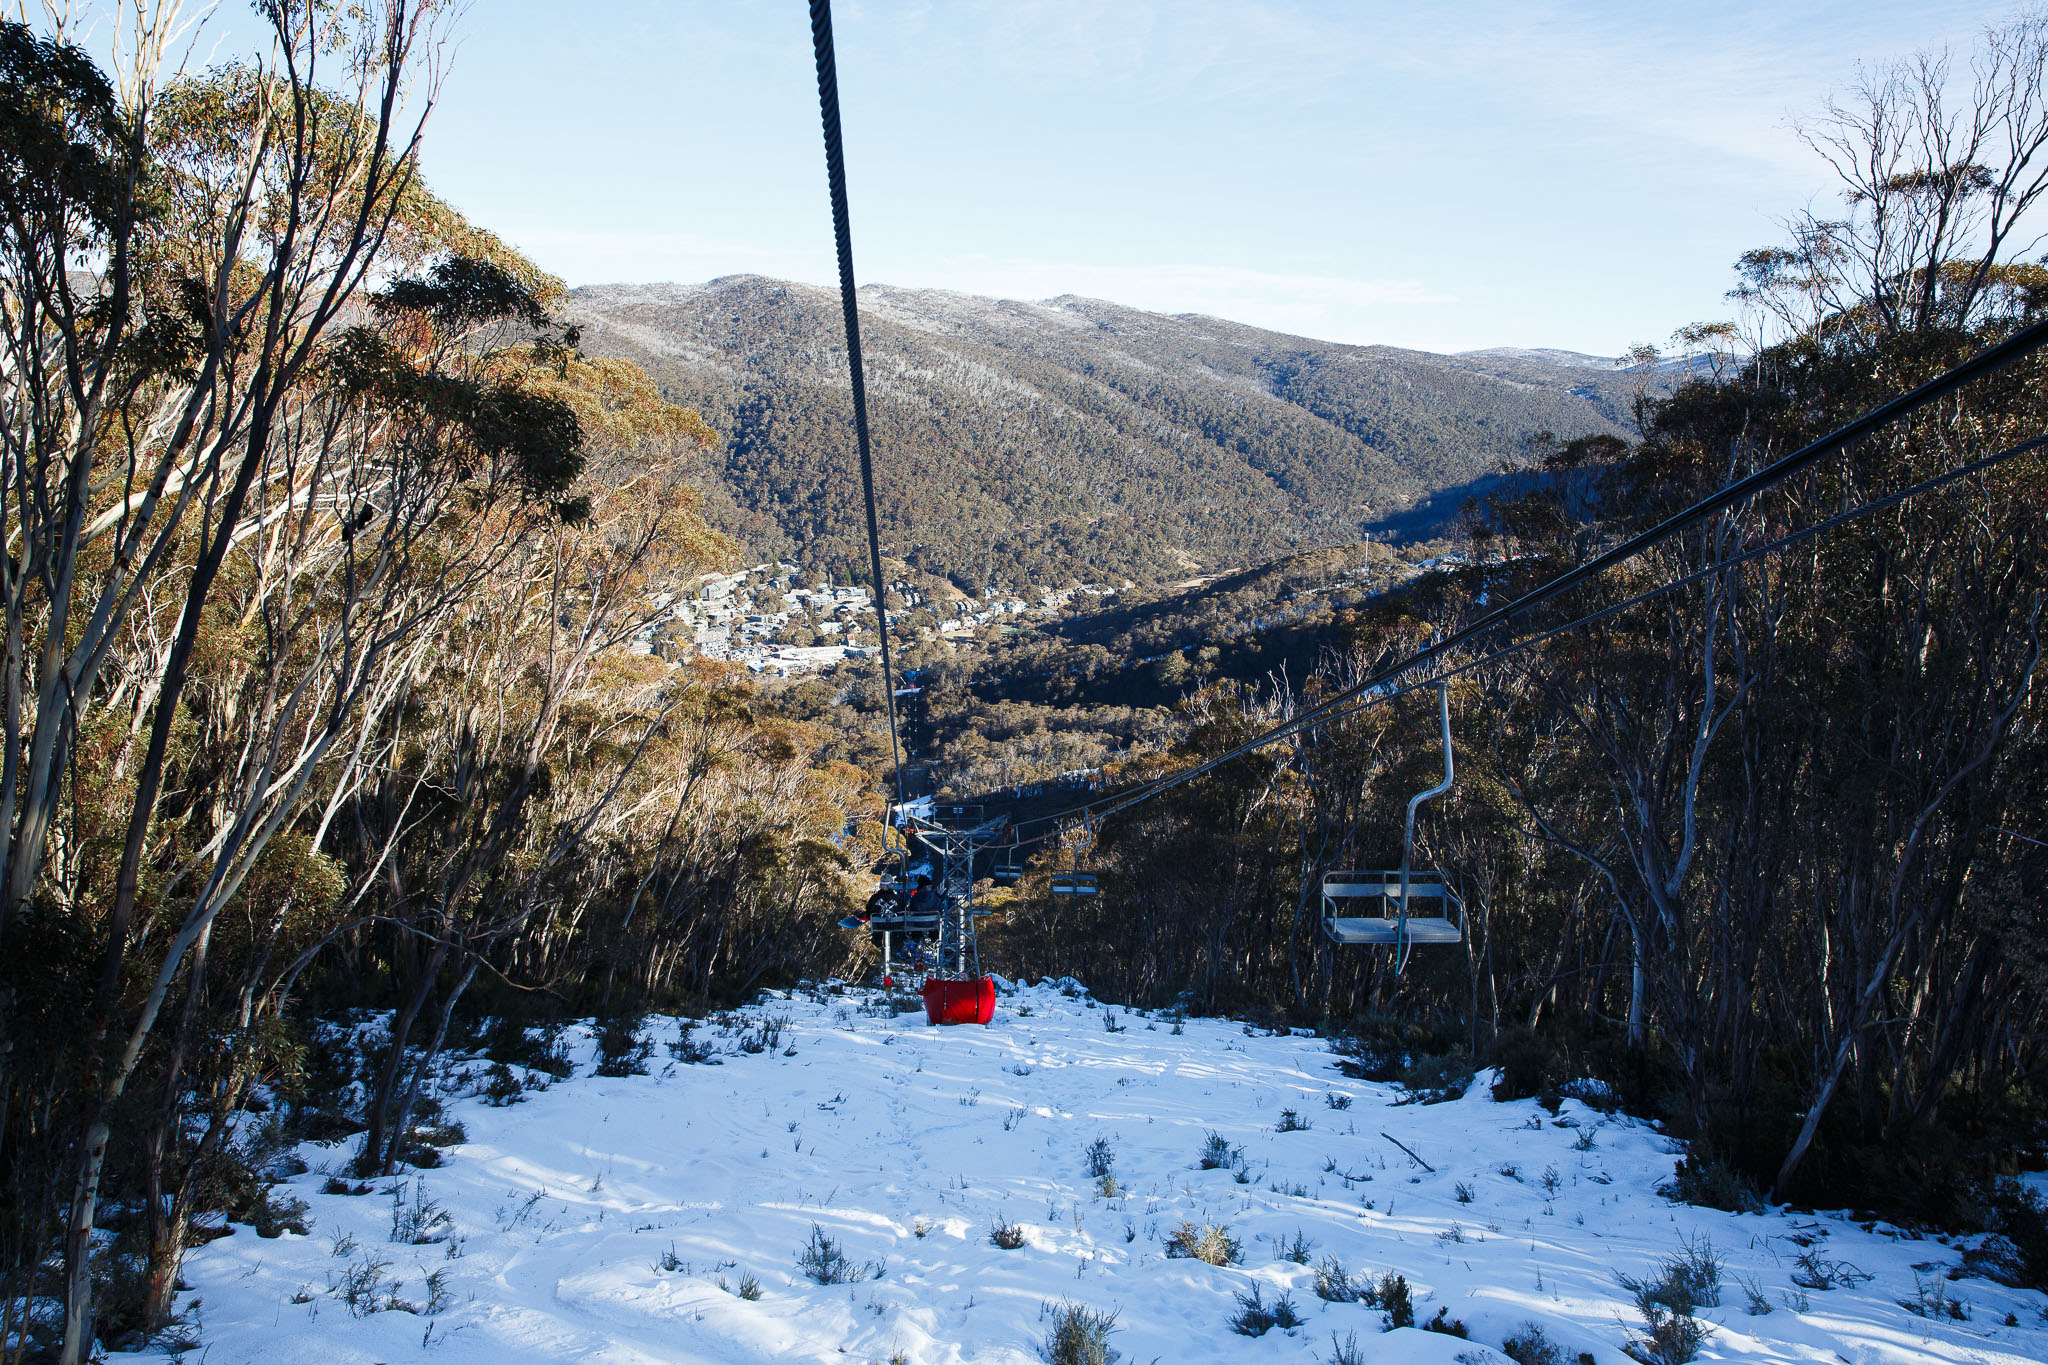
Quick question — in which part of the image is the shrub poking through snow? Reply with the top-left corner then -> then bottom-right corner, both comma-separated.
1621,1306 -> 1709,1365
1198,1130 -> 1239,1170
1313,1255 -> 1363,1302
1324,1092 -> 1353,1110
1501,1322 -> 1565,1365
331,1252 -> 393,1316
668,1020 -> 717,1065
1327,1329 -> 1368,1365
251,1187 -> 312,1238
1373,1272 -> 1414,1328
1039,1299 -> 1119,1365
990,1217 -> 1027,1250
1899,1270 -> 1967,1320
481,1062 -> 526,1106
738,1014 -> 790,1055
1084,1135 -> 1116,1179
389,1183 -> 452,1245
1788,1247 -> 1871,1290
797,1224 -> 870,1284
1616,1235 -> 1721,1365
1423,1305 -> 1468,1337
1229,1284 -> 1305,1336
1659,1153 -> 1761,1213
1280,1229 -> 1315,1264
594,1015 -> 651,1076
1276,1108 -> 1312,1132
1164,1221 -> 1240,1266
1982,1177 -> 2048,1289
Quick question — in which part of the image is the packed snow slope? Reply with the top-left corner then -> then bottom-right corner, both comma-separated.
161,982 -> 2046,1365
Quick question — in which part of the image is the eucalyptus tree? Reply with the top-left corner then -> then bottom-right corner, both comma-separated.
0,3 -> 588,1357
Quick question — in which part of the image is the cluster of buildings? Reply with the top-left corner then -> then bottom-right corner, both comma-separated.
929,582 -> 1119,640
628,563 -> 1122,678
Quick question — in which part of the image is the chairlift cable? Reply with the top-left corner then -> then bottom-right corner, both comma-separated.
1007,424 -> 2048,845
809,0 -> 908,823
1007,319 -> 2048,834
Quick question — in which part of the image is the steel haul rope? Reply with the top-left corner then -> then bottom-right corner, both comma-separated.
809,0 -> 908,829
1009,325 -> 2048,843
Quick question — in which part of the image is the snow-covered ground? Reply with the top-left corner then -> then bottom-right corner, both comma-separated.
155,982 -> 2047,1365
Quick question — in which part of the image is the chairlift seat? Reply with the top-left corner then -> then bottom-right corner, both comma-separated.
865,908 -> 942,936
1321,870 -> 1463,946
1050,873 -> 1099,898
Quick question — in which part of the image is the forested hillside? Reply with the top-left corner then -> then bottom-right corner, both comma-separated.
570,277 -> 1657,586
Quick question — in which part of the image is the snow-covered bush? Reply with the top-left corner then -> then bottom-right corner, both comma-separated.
1616,1235 -> 1721,1365
1500,1322 -> 1565,1365
1312,1255 -> 1363,1302
1163,1221 -> 1239,1266
1374,1272 -> 1413,1328
1327,1329 -> 1367,1365
796,1225 -> 871,1284
1228,1284 -> 1304,1336
1197,1131 -> 1239,1170
1974,1178 -> 2048,1289
1039,1299 -> 1119,1365
388,1183 -> 451,1245
594,1016 -> 651,1076
480,1062 -> 526,1106
1659,1153 -> 1761,1213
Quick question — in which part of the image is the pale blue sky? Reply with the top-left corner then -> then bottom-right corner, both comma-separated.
418,3 -> 1993,352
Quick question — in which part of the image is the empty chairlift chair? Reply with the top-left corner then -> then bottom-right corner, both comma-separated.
1049,872 -> 1098,898
992,846 -> 1023,886
1322,675 -> 1463,972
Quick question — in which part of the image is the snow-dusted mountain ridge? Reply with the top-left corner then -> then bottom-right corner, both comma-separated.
568,277 -> 1673,583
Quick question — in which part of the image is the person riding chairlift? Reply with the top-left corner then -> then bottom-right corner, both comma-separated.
838,868 -> 938,931
904,873 -> 939,925
840,880 -> 902,930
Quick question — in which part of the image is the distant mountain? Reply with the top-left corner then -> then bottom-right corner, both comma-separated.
570,276 -> 1660,589
1457,346 -> 1624,370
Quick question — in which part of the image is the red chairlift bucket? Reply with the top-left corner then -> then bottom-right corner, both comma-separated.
921,976 -> 996,1026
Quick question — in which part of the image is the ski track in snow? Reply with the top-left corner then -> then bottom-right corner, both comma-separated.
145,982 -> 2048,1365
